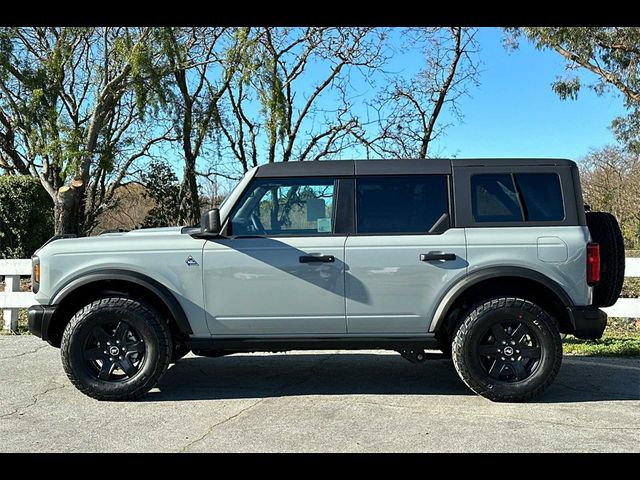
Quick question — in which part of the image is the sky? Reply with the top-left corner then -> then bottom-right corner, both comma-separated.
424,27 -> 626,160
186,26 -> 630,191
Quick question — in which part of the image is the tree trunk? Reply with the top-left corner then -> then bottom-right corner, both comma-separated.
178,156 -> 200,226
54,184 -> 83,235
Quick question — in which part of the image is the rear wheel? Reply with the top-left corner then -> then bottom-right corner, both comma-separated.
452,297 -> 562,402
61,297 -> 172,401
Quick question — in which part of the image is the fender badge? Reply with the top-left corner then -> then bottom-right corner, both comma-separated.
185,255 -> 199,267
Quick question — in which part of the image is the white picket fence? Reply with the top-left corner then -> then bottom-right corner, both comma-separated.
1,257 -> 640,333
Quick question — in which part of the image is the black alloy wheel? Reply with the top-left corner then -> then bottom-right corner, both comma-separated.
83,320 -> 146,381
477,320 -> 542,382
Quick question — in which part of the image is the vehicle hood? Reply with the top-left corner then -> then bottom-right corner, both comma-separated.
35,226 -> 200,256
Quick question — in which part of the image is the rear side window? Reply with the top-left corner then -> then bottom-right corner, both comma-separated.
356,175 -> 449,234
471,173 -> 564,223
515,173 -> 565,221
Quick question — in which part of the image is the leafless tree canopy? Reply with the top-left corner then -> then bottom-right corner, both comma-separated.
0,27 -> 481,235
579,145 -> 640,249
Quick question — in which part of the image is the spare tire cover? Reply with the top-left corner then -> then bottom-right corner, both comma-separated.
586,211 -> 625,308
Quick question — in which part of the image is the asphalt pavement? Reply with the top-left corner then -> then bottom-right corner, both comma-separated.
1,336 -> 638,452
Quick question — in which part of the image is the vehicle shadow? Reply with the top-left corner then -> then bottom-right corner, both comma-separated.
145,353 -> 640,403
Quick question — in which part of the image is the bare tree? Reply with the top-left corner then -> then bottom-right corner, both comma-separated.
215,27 -> 387,171
580,145 -> 640,248
159,27 -> 237,225
359,27 -> 480,159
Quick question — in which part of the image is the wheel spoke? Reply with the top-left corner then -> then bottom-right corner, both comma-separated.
98,359 -> 116,380
84,347 -> 105,361
118,356 -> 138,378
511,324 -> 528,344
113,321 -> 130,343
478,344 -> 497,356
519,346 -> 541,359
511,360 -> 528,381
126,341 -> 144,354
91,326 -> 112,346
491,324 -> 508,342
488,358 -> 505,377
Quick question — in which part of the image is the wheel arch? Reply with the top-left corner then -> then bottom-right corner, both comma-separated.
430,267 -> 574,342
46,269 -> 192,347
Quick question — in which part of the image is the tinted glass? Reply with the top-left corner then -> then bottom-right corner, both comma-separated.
471,174 -> 523,222
231,178 -> 336,236
471,173 -> 565,223
356,175 -> 449,234
515,173 -> 564,221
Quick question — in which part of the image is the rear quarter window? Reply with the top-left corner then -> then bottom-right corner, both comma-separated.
471,172 -> 564,223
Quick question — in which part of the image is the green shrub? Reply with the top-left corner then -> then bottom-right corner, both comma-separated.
0,176 -> 54,259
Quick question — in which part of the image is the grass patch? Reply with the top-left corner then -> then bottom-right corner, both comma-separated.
626,250 -> 640,258
563,318 -> 640,356
0,310 -> 29,335
622,277 -> 640,298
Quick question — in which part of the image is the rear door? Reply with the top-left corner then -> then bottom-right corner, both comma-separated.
344,172 -> 468,334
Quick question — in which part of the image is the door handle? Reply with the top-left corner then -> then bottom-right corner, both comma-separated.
420,252 -> 456,262
299,255 -> 335,263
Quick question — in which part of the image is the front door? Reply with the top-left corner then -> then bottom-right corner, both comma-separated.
203,176 -> 347,336
345,174 -> 468,334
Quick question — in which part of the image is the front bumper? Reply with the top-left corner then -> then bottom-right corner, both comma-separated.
28,305 -> 57,342
566,306 -> 607,340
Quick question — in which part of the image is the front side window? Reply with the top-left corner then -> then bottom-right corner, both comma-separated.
230,177 -> 336,236
356,175 -> 449,234
471,172 -> 565,223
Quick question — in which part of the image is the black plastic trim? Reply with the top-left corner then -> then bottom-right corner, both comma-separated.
571,164 -> 588,226
567,306 -> 607,340
354,159 -> 451,175
334,178 -> 355,235
50,269 -> 193,335
185,336 -> 439,352
256,161 -> 354,177
429,266 -> 575,332
27,304 -> 56,342
253,158 -> 577,178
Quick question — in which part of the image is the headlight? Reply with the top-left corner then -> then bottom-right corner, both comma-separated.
32,256 -> 40,293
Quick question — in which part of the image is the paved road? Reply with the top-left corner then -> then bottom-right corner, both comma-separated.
1,336 -> 639,452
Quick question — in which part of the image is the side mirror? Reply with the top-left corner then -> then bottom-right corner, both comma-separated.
201,208 -> 221,235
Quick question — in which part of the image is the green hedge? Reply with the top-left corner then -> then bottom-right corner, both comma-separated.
0,176 -> 54,259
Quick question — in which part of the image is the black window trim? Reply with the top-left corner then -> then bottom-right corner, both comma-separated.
352,174 -> 452,237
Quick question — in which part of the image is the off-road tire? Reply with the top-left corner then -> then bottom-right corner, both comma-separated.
61,297 -> 172,401
586,211 -> 625,307
452,297 -> 562,402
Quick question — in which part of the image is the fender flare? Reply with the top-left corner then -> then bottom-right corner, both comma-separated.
51,269 -> 193,335
428,266 -> 574,332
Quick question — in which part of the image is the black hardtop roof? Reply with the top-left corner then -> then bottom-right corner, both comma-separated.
254,158 -> 577,177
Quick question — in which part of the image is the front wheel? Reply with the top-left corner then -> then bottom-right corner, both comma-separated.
451,297 -> 562,402
60,297 -> 172,401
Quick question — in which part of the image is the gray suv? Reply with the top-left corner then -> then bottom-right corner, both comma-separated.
28,159 -> 625,402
